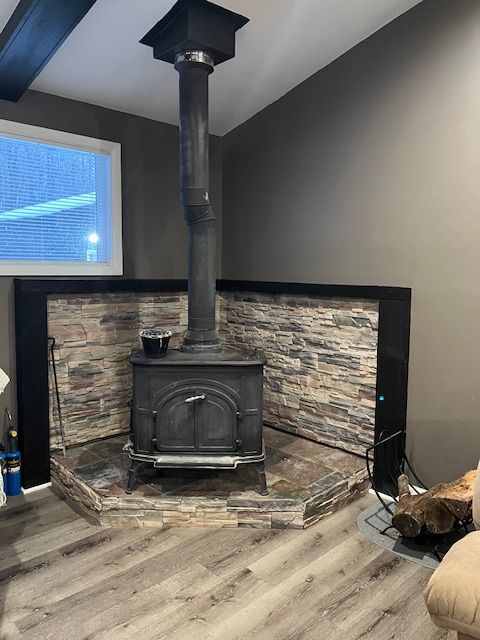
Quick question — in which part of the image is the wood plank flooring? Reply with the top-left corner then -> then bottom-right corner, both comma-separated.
0,489 -> 453,640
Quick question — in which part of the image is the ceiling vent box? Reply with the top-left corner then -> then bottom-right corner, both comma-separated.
140,0 -> 248,65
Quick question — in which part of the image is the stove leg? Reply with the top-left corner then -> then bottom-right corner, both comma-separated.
126,460 -> 141,494
254,461 -> 268,496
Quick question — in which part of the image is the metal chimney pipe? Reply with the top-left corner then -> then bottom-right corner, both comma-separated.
174,51 -> 220,352
140,0 -> 249,352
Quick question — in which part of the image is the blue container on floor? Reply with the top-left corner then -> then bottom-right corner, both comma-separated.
6,424 -> 21,496
6,451 -> 21,496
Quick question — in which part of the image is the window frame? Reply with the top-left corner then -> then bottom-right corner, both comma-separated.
0,118 -> 123,276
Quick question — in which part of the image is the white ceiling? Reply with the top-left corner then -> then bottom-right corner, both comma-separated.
1,0 -> 422,135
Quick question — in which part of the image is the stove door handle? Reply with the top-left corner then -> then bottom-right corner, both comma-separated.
184,394 -> 206,403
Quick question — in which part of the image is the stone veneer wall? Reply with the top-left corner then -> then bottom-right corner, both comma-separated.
48,290 -> 378,456
47,292 -> 188,449
219,292 -> 378,455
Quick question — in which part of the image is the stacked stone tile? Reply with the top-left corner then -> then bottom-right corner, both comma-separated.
219,292 -> 378,455
48,289 -> 378,456
47,292 -> 188,449
50,464 -> 368,530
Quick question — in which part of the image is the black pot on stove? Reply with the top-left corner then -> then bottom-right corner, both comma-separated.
139,329 -> 172,358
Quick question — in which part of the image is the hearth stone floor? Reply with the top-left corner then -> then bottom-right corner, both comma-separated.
51,426 -> 369,529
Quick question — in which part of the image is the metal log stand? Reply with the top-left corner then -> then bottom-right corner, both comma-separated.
366,430 -> 473,559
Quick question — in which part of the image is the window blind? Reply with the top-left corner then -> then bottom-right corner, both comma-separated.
0,136 -> 112,263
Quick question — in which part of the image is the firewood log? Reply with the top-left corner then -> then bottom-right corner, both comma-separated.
423,499 -> 456,535
391,474 -> 424,538
392,470 -> 476,538
423,470 -> 476,534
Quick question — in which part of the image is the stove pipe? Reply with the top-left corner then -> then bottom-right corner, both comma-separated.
175,50 -> 217,351
141,0 -> 249,353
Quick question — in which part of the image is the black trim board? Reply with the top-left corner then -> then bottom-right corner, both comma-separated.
14,278 -> 410,489
374,299 -> 411,494
218,279 -> 411,302
14,278 -> 188,295
15,289 -> 50,488
0,0 -> 97,102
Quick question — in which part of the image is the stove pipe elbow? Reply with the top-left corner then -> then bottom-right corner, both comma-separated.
181,187 -> 216,226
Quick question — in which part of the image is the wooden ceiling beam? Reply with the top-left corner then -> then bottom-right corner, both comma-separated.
0,0 -> 97,102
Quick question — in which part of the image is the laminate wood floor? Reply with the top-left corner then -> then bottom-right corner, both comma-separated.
0,489 -> 453,640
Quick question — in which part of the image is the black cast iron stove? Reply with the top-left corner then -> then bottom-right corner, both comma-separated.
125,0 -> 267,495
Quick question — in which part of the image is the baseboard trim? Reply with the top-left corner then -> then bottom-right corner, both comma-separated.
22,481 -> 52,494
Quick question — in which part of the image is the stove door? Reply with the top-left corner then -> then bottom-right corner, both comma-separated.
155,386 -> 196,451
195,387 -> 238,453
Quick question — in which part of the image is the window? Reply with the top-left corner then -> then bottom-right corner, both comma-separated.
0,119 -> 122,275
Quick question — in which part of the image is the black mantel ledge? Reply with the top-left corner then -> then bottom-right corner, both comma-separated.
15,277 -> 411,301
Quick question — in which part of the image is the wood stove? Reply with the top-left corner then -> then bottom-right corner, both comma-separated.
125,0 -> 267,495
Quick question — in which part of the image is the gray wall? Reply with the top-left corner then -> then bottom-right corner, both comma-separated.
222,0 -> 480,485
0,90 -> 222,426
